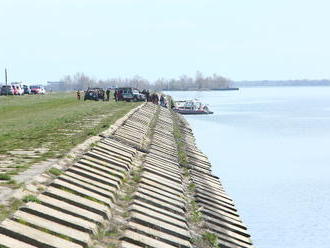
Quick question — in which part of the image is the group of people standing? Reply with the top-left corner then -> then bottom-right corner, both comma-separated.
77,88 -> 167,107
146,92 -> 167,107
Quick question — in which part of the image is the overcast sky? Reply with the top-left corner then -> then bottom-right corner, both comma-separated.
0,0 -> 329,83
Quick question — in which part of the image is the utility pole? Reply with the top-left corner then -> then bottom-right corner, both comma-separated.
5,68 -> 8,85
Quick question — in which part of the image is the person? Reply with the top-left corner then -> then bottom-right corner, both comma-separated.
106,89 -> 110,101
76,90 -> 81,100
114,90 -> 118,102
160,95 -> 165,106
146,90 -> 150,102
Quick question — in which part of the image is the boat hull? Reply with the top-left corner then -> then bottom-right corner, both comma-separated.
174,109 -> 213,115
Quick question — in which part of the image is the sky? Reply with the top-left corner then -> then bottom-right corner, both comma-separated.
0,0 -> 329,83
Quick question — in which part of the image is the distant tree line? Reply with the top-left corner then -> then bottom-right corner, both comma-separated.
47,72 -> 232,91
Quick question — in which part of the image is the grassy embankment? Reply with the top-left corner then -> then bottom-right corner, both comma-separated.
0,93 -> 141,184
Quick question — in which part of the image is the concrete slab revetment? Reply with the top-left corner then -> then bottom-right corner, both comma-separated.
131,199 -> 186,222
55,176 -> 115,203
37,194 -> 104,224
134,192 -> 184,215
129,204 -> 187,229
23,201 -> 98,234
45,186 -> 111,219
0,219 -> 83,248
129,212 -> 190,241
128,222 -> 192,248
137,187 -> 185,209
13,210 -> 91,246
0,234 -> 38,248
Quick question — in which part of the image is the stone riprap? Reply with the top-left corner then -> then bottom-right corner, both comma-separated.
0,103 -> 254,248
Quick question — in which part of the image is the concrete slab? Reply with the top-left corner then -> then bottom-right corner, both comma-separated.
194,182 -> 226,195
88,150 -> 131,170
45,186 -> 111,219
134,192 -> 184,215
196,198 -> 237,216
68,167 -> 120,189
195,187 -> 233,204
129,212 -> 190,241
206,222 -> 253,247
144,162 -> 179,176
144,162 -> 181,176
139,183 -> 184,203
129,204 -> 187,229
37,194 -> 104,224
85,151 -> 130,171
0,233 -> 38,248
102,139 -> 137,155
145,157 -> 179,169
137,187 -> 185,209
191,177 -> 224,189
120,240 -> 142,248
64,171 -> 117,192
23,202 -> 97,234
93,147 -> 132,164
97,142 -> 133,158
145,158 -> 179,169
132,200 -> 186,223
147,154 -> 180,167
140,177 -> 183,197
143,167 -> 182,184
195,194 -> 236,210
13,210 -> 91,246
75,160 -> 127,179
201,208 -> 244,228
0,219 -> 83,248
200,204 -> 241,222
57,175 -> 115,201
128,222 -> 192,248
202,214 -> 250,237
191,172 -> 221,184
142,172 -> 182,191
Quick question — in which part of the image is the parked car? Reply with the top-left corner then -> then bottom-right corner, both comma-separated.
1,85 -> 15,95
23,85 -> 31,94
12,84 -> 24,95
117,87 -> 146,102
30,85 -> 45,94
84,88 -> 105,101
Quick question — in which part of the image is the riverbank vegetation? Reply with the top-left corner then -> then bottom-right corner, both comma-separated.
50,71 -> 232,91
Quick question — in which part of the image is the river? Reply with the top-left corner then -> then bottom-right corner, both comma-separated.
166,87 -> 330,248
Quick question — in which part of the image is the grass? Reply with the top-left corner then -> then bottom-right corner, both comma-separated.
172,113 -> 188,166
202,232 -> 219,247
0,198 -> 23,221
0,174 -> 11,181
22,194 -> 41,203
48,168 -> 63,176
0,93 -> 140,170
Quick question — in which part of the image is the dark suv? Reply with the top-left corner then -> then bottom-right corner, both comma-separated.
117,87 -> 146,102
84,88 -> 105,101
1,85 -> 15,95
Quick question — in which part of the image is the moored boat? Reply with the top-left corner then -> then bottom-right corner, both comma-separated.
173,99 -> 213,115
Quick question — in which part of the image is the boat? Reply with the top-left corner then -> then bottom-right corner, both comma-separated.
173,99 -> 213,115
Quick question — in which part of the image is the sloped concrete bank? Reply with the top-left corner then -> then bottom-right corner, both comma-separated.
0,103 -> 253,248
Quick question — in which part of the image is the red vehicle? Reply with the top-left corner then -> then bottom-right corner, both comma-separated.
30,85 -> 46,94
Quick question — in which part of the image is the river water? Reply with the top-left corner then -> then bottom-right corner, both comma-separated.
166,87 -> 330,248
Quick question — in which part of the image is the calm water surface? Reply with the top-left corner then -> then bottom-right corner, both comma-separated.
166,87 -> 330,248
